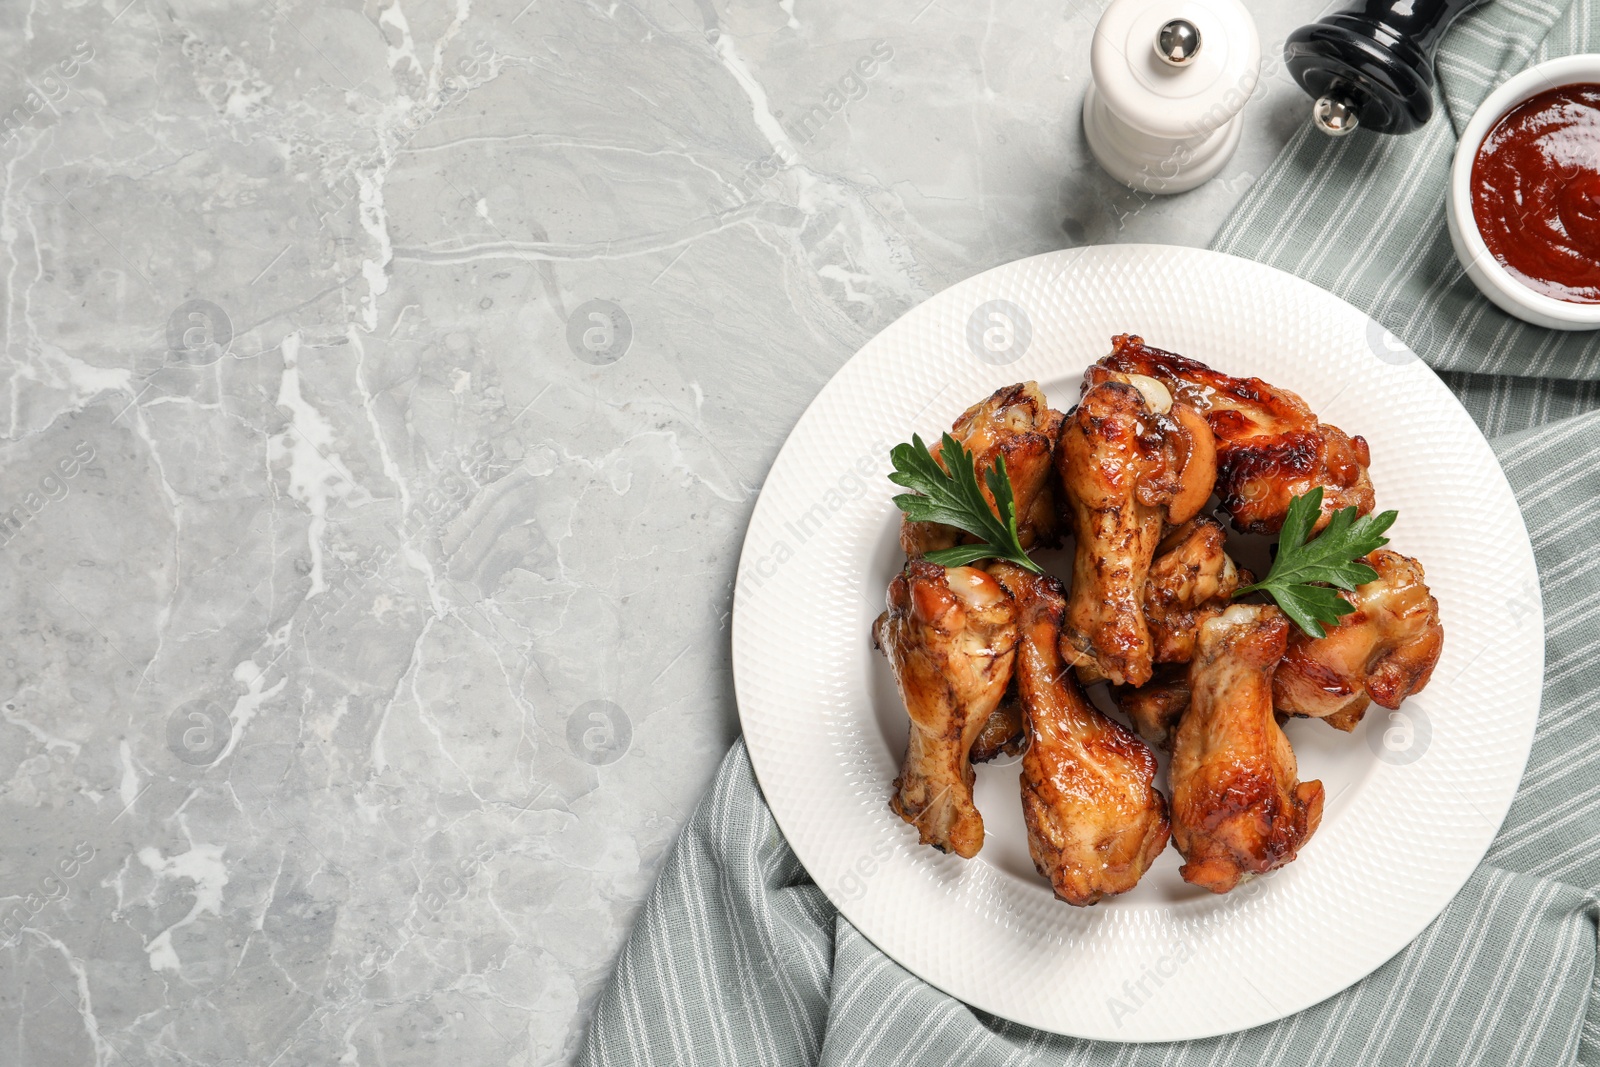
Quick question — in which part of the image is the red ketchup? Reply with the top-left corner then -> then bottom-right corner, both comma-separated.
1470,83 -> 1600,304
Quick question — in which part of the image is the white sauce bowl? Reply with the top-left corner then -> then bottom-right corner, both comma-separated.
1447,53 -> 1600,331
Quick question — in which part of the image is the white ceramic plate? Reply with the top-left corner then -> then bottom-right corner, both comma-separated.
731,245 -> 1542,1042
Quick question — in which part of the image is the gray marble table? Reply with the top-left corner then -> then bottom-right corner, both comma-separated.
0,0 -> 1326,1062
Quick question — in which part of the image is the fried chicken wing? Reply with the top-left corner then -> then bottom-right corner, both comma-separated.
1099,334 -> 1374,535
1274,549 -> 1444,731
970,688 -> 1025,763
1109,519 -> 1242,745
1056,375 -> 1216,687
873,561 -> 1018,857
1116,665 -> 1191,752
991,563 -> 1170,905
1145,517 -> 1245,665
901,382 -> 1065,558
1170,604 -> 1324,892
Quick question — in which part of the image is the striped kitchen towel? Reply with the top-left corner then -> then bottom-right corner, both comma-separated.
579,1 -> 1600,1063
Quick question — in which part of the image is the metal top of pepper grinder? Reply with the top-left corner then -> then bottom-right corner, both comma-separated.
1285,0 -> 1489,136
1155,18 -> 1202,66
1313,93 -> 1360,136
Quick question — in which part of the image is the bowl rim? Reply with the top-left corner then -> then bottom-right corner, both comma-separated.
1449,53 -> 1600,325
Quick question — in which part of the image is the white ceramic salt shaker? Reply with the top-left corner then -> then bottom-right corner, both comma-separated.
1082,0 -> 1261,194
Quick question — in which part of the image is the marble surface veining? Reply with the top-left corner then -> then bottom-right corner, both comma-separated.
0,0 -> 1325,1062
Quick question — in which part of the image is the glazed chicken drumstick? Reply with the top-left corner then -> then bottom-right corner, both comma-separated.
1111,518 -> 1244,749
975,475 -> 1241,761
873,561 -> 1018,857
969,690 -> 1025,763
1057,371 -> 1215,687
1275,548 -> 1444,731
1117,665 -> 1191,752
1098,334 -> 1374,535
991,562 -> 1170,905
1171,604 -> 1325,893
1144,516 -> 1246,666
901,381 -> 1065,558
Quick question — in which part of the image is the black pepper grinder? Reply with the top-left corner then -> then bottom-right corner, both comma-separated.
1284,0 -> 1491,136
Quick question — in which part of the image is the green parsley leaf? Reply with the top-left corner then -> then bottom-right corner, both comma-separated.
889,433 -> 1043,575
1236,487 -> 1398,639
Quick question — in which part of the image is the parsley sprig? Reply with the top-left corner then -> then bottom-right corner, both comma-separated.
1236,487 -> 1398,639
889,433 -> 1042,574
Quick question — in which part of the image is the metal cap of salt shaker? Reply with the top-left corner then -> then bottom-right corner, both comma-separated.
1082,0 -> 1261,194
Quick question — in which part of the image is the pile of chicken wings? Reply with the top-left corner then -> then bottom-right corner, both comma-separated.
872,335 -> 1445,903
